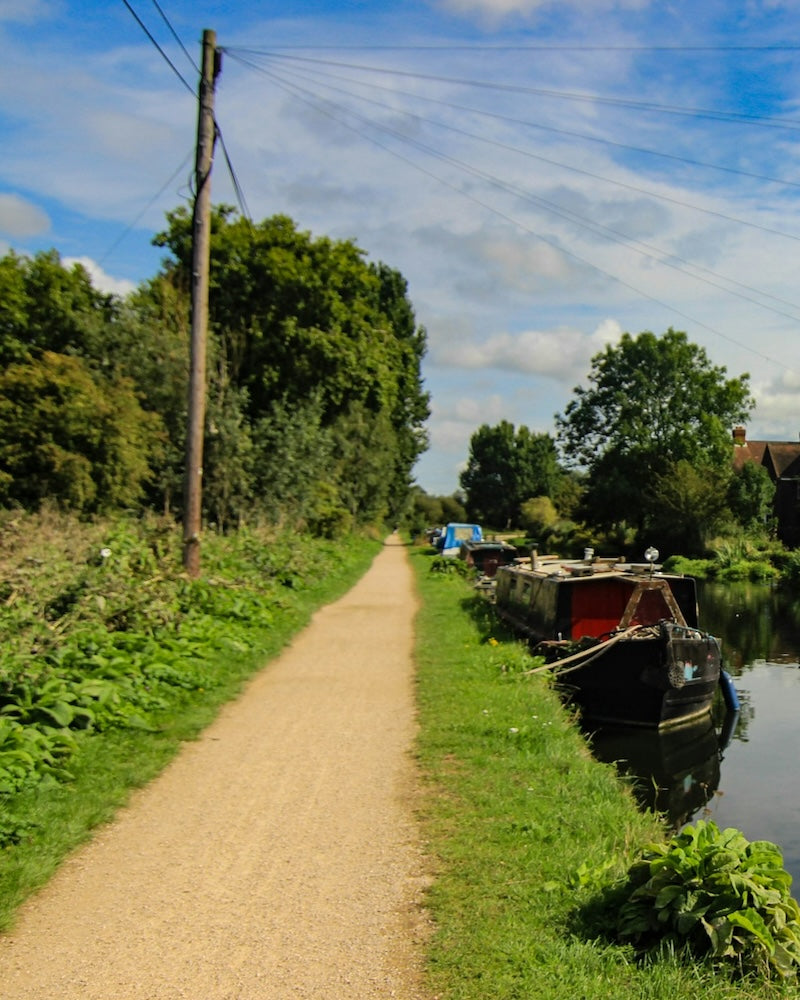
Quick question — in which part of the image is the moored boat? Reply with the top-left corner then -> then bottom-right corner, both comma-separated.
494,551 -> 723,728
434,522 -> 482,556
459,538 -> 517,577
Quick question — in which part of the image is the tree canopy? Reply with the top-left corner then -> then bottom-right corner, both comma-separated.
0,210 -> 430,533
0,352 -> 161,513
460,420 -> 562,528
555,328 -> 753,547
154,207 -> 430,527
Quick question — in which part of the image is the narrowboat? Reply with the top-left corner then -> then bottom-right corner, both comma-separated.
494,550 -> 723,728
459,539 -> 517,577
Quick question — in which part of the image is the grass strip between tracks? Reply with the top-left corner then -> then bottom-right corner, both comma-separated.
409,544 -> 792,1000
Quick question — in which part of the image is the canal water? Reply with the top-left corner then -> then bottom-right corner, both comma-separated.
586,579 -> 800,886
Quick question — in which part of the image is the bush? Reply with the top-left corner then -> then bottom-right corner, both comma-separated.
616,820 -> 800,979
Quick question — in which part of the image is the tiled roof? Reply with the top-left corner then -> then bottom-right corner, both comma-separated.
733,440 -> 767,471
735,440 -> 800,478
765,442 -> 800,478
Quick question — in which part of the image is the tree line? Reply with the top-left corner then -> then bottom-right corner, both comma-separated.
0,207 -> 430,535
447,328 -> 774,558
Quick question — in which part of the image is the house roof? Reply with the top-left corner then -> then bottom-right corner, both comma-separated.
733,440 -> 767,471
765,442 -> 800,478
735,439 -> 800,478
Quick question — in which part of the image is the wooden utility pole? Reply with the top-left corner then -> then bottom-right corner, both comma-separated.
183,28 -> 220,576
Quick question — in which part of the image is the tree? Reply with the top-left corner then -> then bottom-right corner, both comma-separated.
249,392 -> 332,527
110,275 -> 191,514
404,489 -> 467,538
519,496 -> 559,539
645,459 -> 732,554
727,461 -> 775,534
555,329 -> 753,538
0,352 -> 162,513
460,421 -> 562,528
0,249 -> 116,367
153,207 -> 430,527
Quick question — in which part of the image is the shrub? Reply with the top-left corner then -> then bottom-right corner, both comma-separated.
429,555 -> 469,576
616,820 -> 800,979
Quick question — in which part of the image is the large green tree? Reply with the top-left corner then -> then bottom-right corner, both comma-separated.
154,207 -> 430,527
460,421 -> 562,528
109,275 -> 191,513
0,249 -> 116,367
0,352 -> 162,513
0,251 -> 166,514
555,328 -> 753,546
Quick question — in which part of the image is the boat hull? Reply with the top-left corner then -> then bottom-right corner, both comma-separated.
495,563 -> 722,729
553,626 -> 721,728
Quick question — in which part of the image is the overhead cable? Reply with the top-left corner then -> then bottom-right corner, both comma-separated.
119,0 -> 195,96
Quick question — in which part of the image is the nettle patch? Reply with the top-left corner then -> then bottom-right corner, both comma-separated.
616,820 -> 800,979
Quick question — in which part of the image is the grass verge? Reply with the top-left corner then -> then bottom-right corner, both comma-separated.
410,545 -> 794,999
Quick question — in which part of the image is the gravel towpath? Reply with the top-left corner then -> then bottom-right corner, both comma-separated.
0,536 -> 431,999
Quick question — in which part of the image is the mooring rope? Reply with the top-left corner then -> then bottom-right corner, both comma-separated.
523,625 -> 654,676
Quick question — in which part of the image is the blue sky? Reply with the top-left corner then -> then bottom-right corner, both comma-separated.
4,0 -> 800,495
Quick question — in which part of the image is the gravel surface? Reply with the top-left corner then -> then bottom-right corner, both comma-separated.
0,536 -> 431,999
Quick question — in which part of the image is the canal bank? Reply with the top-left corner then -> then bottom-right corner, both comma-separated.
411,546 -> 796,999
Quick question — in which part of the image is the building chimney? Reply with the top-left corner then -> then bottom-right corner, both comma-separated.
733,426 -> 746,445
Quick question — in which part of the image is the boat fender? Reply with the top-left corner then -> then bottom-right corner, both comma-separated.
719,670 -> 740,713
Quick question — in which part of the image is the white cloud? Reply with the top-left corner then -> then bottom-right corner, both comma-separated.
63,256 -> 137,297
431,318 -> 622,378
0,193 -> 50,238
435,0 -> 647,21
0,0 -> 57,23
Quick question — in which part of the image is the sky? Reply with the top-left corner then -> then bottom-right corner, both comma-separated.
3,0 -> 800,495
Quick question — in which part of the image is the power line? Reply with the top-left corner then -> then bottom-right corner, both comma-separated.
215,121 -> 252,223
257,55 -> 800,193
230,55 -> 784,367
267,61 -> 800,326
98,151 -> 194,266
149,0 -> 198,75
258,55 -> 800,247
226,48 -> 800,131
119,0 -> 195,96
234,43 -> 800,53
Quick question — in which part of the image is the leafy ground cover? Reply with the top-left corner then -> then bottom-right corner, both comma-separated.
410,544 -> 798,998
0,509 -> 380,929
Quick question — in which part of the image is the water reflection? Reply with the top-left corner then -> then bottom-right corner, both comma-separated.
583,579 -> 800,886
697,580 -> 800,669
586,708 -> 736,830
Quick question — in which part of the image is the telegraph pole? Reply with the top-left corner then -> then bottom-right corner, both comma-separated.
183,28 -> 220,576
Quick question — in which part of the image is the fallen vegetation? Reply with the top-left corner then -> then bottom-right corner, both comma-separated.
0,509 -> 380,929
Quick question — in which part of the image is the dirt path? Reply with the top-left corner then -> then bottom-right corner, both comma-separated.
0,537 -> 431,999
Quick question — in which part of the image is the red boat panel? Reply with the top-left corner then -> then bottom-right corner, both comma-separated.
569,579 -> 630,638
569,577 -> 689,639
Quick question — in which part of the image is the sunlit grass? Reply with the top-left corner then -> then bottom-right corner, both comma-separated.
410,544 -> 793,999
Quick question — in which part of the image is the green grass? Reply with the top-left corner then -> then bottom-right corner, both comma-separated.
0,516 -> 380,930
409,545 -> 795,999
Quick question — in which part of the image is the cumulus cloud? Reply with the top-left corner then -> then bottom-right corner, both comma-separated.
0,193 -> 50,238
745,368 -> 800,438
63,256 -> 136,297
431,318 -> 622,379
